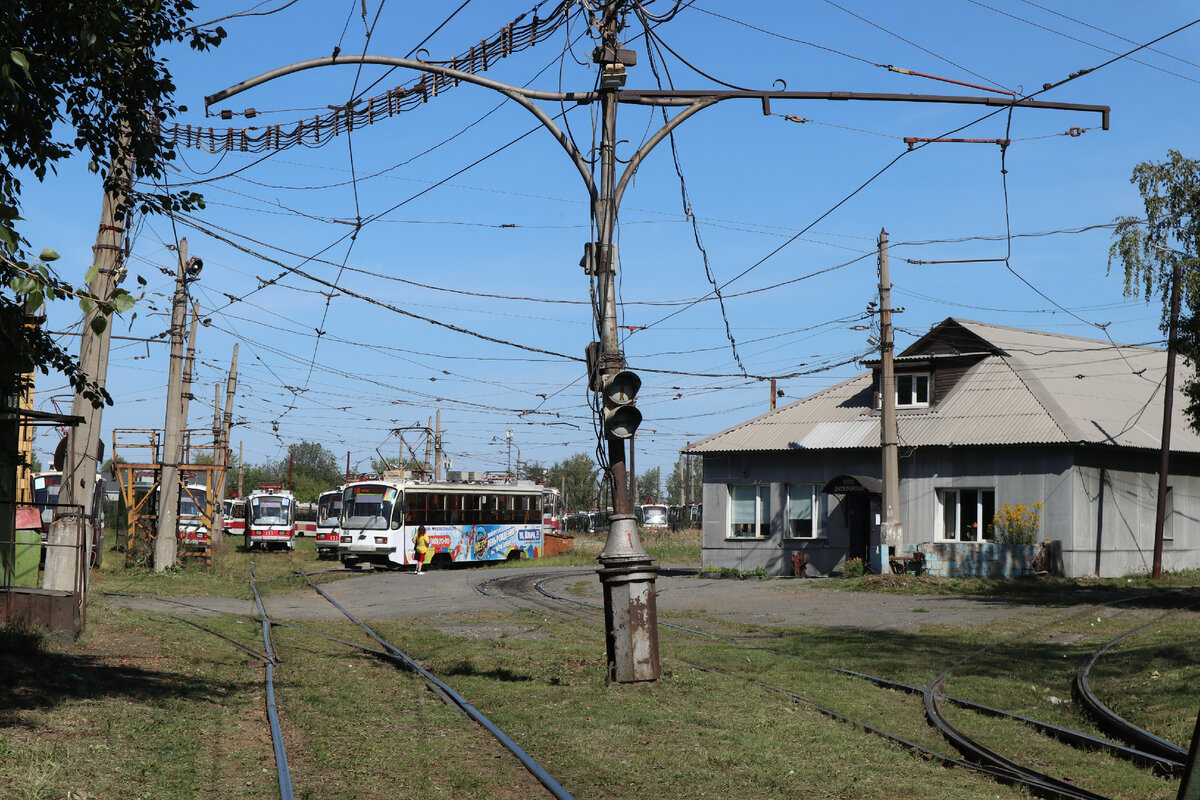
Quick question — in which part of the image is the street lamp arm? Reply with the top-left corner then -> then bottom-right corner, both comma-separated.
206,55 -> 598,201
614,97 -> 718,213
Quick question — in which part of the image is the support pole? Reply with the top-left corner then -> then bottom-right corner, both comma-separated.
877,229 -> 903,573
154,239 -> 192,570
434,410 -> 442,481
596,0 -> 659,684
52,134 -> 130,591
1152,259 -> 1182,580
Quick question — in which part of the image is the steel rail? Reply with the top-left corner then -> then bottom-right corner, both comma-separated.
497,572 -> 1171,798
1075,606 -> 1193,762
495,573 -> 1116,799
250,562 -> 295,800
297,570 -> 574,800
517,573 -> 1181,771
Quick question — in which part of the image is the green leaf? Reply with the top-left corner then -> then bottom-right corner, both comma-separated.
9,277 -> 37,295
10,49 -> 29,72
39,248 -> 60,262
89,316 -> 108,335
111,291 -> 136,313
79,297 -> 94,315
85,263 -> 100,282
27,290 -> 44,313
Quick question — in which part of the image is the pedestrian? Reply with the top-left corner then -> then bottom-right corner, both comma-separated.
413,524 -> 430,574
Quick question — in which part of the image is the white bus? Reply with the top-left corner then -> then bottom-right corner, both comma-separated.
337,476 -> 546,571
243,486 -> 296,551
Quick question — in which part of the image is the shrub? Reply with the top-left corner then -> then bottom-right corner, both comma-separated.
843,557 -> 864,578
993,503 -> 1043,545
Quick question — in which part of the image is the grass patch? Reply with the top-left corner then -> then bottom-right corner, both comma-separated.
3,538 -> 1196,799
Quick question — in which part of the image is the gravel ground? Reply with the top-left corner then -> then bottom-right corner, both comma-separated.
104,564 -> 1062,633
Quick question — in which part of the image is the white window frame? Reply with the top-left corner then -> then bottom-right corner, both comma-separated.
938,488 -> 995,542
785,483 -> 820,539
896,373 -> 930,408
728,484 -> 771,539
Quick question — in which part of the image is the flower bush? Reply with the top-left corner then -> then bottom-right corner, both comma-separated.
843,557 -> 864,578
992,502 -> 1043,545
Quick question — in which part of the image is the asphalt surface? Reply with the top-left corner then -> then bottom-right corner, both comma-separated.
106,564 -> 1059,633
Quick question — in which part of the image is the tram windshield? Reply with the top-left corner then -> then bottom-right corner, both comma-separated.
317,492 -> 343,528
640,505 -> 668,527
179,487 -> 209,519
342,484 -> 395,530
249,494 -> 291,525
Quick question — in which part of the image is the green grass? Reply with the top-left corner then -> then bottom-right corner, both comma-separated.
2,531 -> 1196,799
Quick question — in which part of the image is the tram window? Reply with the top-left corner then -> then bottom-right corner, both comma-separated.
480,495 -> 498,525
462,494 -> 480,524
406,492 -> 428,526
448,493 -> 463,524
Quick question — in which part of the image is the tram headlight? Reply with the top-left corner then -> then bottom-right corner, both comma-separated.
340,535 -> 352,543
374,536 -> 387,544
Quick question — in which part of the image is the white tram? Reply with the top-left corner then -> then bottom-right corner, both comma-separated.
243,485 -> 297,551
314,488 -> 343,558
337,476 -> 546,570
178,483 -> 212,549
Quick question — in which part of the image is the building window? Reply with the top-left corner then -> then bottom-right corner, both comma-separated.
939,488 -> 995,541
729,485 -> 770,538
896,374 -> 930,407
786,484 -> 819,538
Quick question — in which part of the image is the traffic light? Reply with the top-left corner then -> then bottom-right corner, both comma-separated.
601,370 -> 642,439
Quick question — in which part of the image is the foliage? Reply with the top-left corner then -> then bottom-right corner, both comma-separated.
992,502 -> 1043,545
1109,150 -> 1200,430
666,457 -> 702,504
843,557 -> 865,578
636,466 -> 660,503
522,460 -> 548,483
1,3 -> 224,405
546,452 -> 599,512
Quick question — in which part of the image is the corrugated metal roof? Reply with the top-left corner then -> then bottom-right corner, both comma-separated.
686,318 -> 1200,454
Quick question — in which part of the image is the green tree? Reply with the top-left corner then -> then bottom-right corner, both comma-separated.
636,467 -> 660,504
1109,150 -> 1200,429
522,460 -> 548,483
1,4 -> 224,405
548,452 -> 599,512
280,441 -> 343,502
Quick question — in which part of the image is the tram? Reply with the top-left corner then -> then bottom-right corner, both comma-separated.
30,470 -> 106,567
243,485 -> 297,551
177,483 -> 212,548
541,485 -> 563,531
314,488 -> 343,558
635,503 -> 669,530
337,475 -> 546,570
223,497 -> 246,536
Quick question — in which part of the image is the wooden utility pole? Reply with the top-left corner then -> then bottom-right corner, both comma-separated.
219,345 -> 239,515
154,239 -> 198,570
51,134 -> 130,591
1152,259 -> 1182,580
878,229 -> 903,572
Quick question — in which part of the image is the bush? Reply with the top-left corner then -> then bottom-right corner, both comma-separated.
993,503 -> 1043,545
843,557 -> 864,578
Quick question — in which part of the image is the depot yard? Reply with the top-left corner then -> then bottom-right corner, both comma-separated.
2,529 -> 1198,800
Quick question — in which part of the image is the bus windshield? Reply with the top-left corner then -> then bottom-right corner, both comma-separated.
342,484 -> 395,530
250,495 -> 290,525
317,493 -> 343,528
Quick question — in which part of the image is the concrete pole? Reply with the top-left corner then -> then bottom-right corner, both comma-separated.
212,383 -> 223,535
595,0 -> 659,684
154,239 -> 192,570
878,229 -> 903,572
220,345 -> 239,512
1152,259 -> 1182,580
434,409 -> 442,481
50,137 -> 130,591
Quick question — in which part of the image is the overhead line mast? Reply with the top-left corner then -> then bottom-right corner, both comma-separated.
206,1 -> 1110,683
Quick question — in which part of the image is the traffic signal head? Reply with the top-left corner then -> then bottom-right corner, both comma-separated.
601,370 -> 641,439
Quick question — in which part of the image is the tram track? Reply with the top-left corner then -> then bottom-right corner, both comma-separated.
480,569 -> 1192,800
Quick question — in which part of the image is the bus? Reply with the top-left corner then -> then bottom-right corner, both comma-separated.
337,476 -> 546,571
243,486 -> 297,551
30,470 -> 105,567
314,488 -> 343,558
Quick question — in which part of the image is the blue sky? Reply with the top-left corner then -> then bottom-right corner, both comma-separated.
19,1 -> 1200,496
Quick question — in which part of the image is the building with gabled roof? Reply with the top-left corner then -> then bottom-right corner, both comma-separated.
683,318 -> 1200,578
